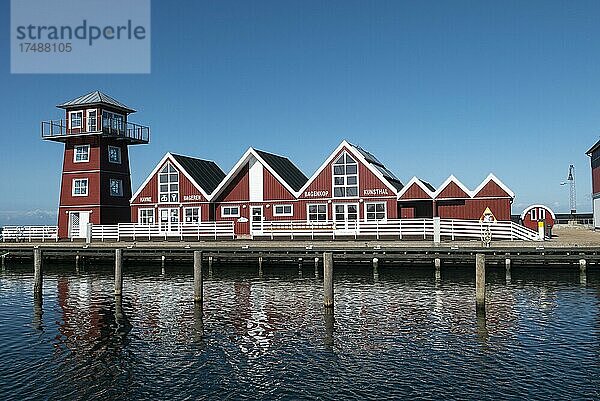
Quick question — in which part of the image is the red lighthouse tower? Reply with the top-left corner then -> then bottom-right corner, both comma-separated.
42,91 -> 150,239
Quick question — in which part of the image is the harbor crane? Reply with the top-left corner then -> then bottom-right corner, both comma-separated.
560,164 -> 576,215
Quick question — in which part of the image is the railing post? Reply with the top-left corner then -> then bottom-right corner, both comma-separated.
433,217 -> 441,244
399,219 -> 402,240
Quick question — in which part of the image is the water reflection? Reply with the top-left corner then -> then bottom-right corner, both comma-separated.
32,297 -> 43,332
324,308 -> 334,348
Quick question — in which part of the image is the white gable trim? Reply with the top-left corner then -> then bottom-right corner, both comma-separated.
297,140 -> 400,196
130,152 -> 211,203
472,173 -> 515,199
209,148 -> 299,201
520,205 -> 556,221
397,176 -> 435,199
433,175 -> 473,199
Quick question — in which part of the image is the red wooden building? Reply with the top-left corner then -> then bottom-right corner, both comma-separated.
130,152 -> 226,229
42,91 -> 149,239
587,140 -> 600,229
520,204 -> 555,232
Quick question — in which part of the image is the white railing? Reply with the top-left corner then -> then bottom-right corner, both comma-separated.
91,221 -> 236,241
253,218 -> 540,241
1,226 -> 58,242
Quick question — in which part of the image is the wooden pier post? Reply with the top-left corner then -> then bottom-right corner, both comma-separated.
434,258 -> 441,271
258,256 -> 264,277
475,253 -> 485,309
194,251 -> 203,304
33,248 -> 43,300
372,257 -> 379,282
75,254 -> 80,273
314,257 -> 319,278
1,253 -> 6,271
324,306 -> 334,347
114,249 -> 123,296
579,259 -> 587,285
208,256 -> 214,277
323,252 -> 334,308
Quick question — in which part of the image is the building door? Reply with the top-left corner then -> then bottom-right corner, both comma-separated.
159,208 -> 180,233
68,211 -> 90,239
333,203 -> 359,231
251,206 -> 263,235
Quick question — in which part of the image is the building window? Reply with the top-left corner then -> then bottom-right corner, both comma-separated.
102,111 -> 125,133
184,207 -> 200,224
332,152 -> 358,198
273,204 -> 293,216
138,208 -> 154,225
539,209 -> 546,220
222,206 -> 240,217
530,209 -> 537,221
72,178 -> 88,196
108,146 -> 122,164
365,202 -> 386,221
74,145 -> 90,163
307,204 -> 327,221
87,110 -> 97,131
70,111 -> 83,128
110,179 -> 123,197
159,162 -> 179,203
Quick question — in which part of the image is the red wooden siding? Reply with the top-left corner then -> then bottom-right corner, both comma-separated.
217,165 -> 249,202
436,181 -> 470,199
473,180 -> 510,198
436,199 -> 511,221
593,166 -> 600,195
398,201 -> 434,218
521,206 -> 555,231
263,168 -> 295,200
399,182 -> 432,200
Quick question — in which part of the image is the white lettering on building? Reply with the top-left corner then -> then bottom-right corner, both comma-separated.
140,196 -> 152,202
363,188 -> 389,196
304,190 -> 329,198
183,194 -> 203,201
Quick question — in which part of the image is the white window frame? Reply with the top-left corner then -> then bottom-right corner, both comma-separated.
73,144 -> 90,163
72,178 -> 89,197
332,151 -> 359,198
539,209 -> 546,220
158,162 -> 179,203
530,209 -> 537,221
273,204 -> 293,217
87,109 -> 98,131
138,208 -> 155,225
221,206 -> 240,217
109,178 -> 123,197
108,145 -> 122,164
184,207 -> 201,224
364,202 -> 387,221
307,204 -> 328,222
69,111 -> 83,129
102,110 -> 125,131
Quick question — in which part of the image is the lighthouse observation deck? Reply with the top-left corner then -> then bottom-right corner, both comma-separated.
41,116 -> 149,145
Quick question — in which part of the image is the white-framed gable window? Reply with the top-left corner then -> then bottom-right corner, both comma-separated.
138,208 -> 154,225
87,109 -> 98,131
72,178 -> 88,196
110,179 -> 123,197
70,111 -> 83,129
365,202 -> 386,221
108,146 -> 122,164
74,145 -> 90,163
273,204 -> 293,217
332,152 -> 358,198
184,207 -> 200,224
159,162 -> 179,203
307,204 -> 327,221
222,206 -> 240,217
530,209 -> 537,221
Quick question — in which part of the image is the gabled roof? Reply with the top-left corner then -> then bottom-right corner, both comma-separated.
472,173 -> 515,198
433,175 -> 472,199
254,149 -> 308,192
130,153 -> 225,202
587,139 -> 600,156
397,177 -> 435,199
210,147 -> 307,200
57,91 -> 136,113
298,140 -> 403,195
171,154 -> 226,194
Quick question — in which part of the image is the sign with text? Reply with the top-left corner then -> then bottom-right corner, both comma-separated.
11,0 -> 151,73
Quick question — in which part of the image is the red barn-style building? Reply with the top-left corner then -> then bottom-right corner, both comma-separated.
130,153 -> 225,229
587,140 -> 600,229
42,91 -> 149,239
520,204 -> 555,232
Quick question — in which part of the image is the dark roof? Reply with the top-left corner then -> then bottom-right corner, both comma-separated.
171,154 -> 226,194
350,143 -> 404,191
57,91 -> 136,113
418,178 -> 436,192
254,149 -> 308,192
587,139 -> 600,155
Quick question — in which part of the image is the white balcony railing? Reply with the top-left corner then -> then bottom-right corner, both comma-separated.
1,226 -> 58,242
91,221 -> 236,241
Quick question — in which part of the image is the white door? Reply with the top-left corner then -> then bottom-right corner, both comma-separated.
69,211 -> 90,239
594,198 -> 600,229
159,208 -> 180,233
333,203 -> 359,231
251,206 -> 263,235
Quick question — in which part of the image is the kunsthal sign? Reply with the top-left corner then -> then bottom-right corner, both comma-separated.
11,0 -> 150,73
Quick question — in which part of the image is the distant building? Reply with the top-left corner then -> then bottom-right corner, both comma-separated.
587,140 -> 600,229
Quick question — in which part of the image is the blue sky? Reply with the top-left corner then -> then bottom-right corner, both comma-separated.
1,0 -> 599,225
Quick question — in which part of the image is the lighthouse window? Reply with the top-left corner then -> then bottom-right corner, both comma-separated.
110,179 -> 123,197
74,145 -> 90,163
108,146 -> 122,164
72,178 -> 88,196
70,111 -> 83,128
87,110 -> 97,131
159,163 -> 179,203
332,152 -> 359,198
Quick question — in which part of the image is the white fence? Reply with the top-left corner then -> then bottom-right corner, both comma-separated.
91,222 -> 236,241
253,218 -> 540,241
1,226 -> 58,242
